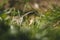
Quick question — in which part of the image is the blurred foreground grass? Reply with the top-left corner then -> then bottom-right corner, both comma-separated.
0,1 -> 60,40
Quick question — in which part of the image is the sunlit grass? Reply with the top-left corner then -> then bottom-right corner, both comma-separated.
0,2 -> 60,40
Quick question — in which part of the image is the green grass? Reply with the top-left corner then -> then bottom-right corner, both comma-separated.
0,3 -> 60,40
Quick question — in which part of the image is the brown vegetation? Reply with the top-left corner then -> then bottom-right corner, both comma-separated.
0,0 -> 60,11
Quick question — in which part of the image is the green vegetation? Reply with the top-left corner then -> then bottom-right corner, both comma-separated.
0,0 -> 60,40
